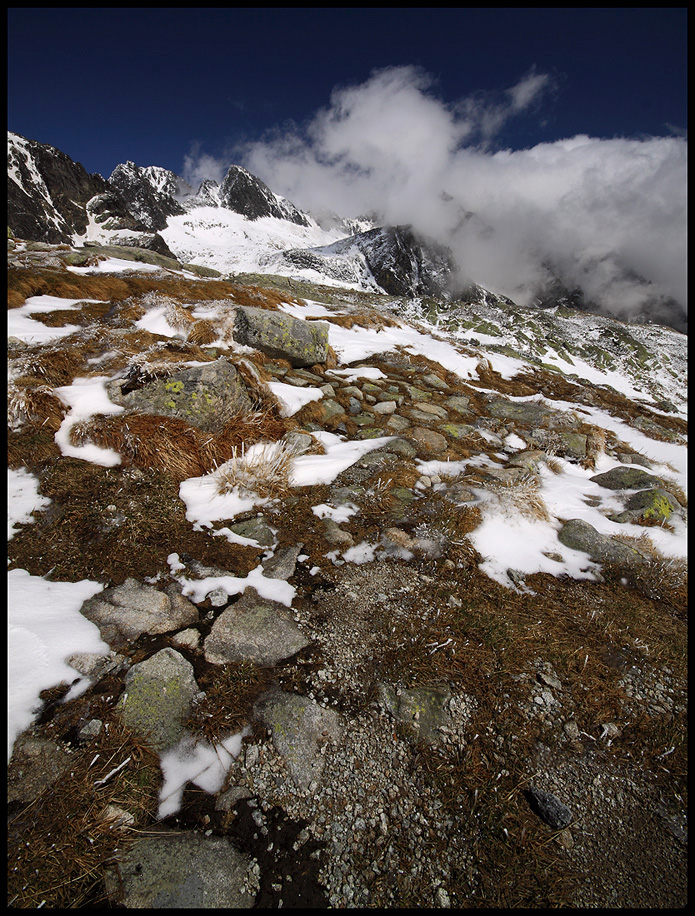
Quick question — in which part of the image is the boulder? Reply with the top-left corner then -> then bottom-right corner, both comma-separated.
487,398 -> 564,427
204,588 -> 311,667
79,579 -> 198,649
557,519 -> 647,568
233,306 -> 329,367
107,359 -> 253,434
590,466 -> 665,491
104,832 -> 255,907
117,648 -> 199,752
254,689 -> 343,791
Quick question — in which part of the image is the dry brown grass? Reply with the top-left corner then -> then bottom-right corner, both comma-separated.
7,718 -> 162,908
227,284 -> 304,311
8,265 -> 275,311
8,380 -> 67,431
187,318 -> 218,345
322,311 -> 401,331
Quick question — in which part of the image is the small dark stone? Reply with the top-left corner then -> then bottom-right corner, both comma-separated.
524,786 -> 573,829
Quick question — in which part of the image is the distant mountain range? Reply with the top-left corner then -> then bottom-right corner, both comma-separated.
6,131 -> 686,332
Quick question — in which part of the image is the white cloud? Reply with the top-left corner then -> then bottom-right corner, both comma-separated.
182,143 -> 228,189
188,66 -> 687,320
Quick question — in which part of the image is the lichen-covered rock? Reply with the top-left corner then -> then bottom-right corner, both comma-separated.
104,832 -> 256,907
107,358 -> 252,433
610,487 -> 682,524
377,684 -> 452,744
233,305 -> 329,367
487,398 -> 571,428
590,466 -> 665,491
558,519 -> 647,568
117,648 -> 199,752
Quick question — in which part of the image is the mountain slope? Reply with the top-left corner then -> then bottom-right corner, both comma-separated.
6,233 -> 688,907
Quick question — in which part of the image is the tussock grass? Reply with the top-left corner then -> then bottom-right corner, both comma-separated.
187,318 -> 218,345
68,408 -> 290,482
8,381 -> 66,431
212,438 -> 300,499
482,472 -> 551,522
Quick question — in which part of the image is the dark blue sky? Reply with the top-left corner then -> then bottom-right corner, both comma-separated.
7,8 -> 687,179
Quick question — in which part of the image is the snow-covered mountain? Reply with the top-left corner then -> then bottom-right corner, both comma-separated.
6,131 -> 687,332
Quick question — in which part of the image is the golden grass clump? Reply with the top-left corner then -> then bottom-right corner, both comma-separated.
483,472 -> 551,522
212,437 -> 300,499
187,318 -> 218,345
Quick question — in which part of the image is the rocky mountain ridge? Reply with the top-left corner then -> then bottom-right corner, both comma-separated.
7,131 -> 687,331
6,229 -> 688,907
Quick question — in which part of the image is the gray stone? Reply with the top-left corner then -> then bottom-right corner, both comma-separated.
382,437 -> 418,458
411,401 -> 449,419
117,648 -> 199,752
443,395 -> 471,414
204,588 -> 311,666
487,398 -> 559,426
104,832 -> 255,907
421,372 -> 449,390
407,426 -> 448,455
79,579 -> 198,649
590,466 -> 666,491
558,519 -> 647,568
262,544 -> 303,580
7,735 -> 74,804
556,431 -> 587,459
107,359 -> 253,433
373,400 -> 398,414
233,305 -> 329,367
322,518 -> 355,548
254,689 -> 343,790
228,516 -> 277,547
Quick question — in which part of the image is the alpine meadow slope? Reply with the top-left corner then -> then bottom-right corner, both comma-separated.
7,130 -> 688,908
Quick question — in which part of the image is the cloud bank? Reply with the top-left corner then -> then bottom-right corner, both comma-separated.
200,67 -> 688,322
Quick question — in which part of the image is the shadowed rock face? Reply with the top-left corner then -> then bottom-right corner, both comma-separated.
8,132 -> 111,243
219,165 -> 310,226
233,305 -> 329,367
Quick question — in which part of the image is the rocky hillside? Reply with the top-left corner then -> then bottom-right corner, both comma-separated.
7,235 -> 687,908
